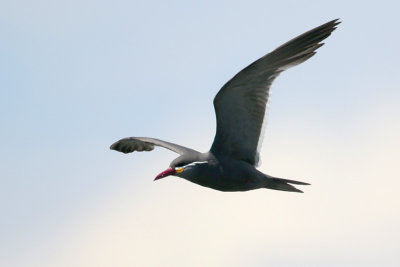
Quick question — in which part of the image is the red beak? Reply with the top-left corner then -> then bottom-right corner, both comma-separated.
154,167 -> 176,181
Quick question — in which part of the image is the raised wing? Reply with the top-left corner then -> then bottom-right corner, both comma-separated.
110,137 -> 199,155
211,19 -> 340,165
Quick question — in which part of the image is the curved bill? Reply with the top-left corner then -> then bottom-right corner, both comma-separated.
154,167 -> 176,181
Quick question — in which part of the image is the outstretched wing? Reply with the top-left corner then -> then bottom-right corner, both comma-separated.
211,19 -> 340,166
110,137 -> 199,155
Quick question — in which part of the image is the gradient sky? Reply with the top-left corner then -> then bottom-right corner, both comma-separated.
1,0 -> 400,266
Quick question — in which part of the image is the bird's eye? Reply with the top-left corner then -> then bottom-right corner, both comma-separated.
175,162 -> 187,168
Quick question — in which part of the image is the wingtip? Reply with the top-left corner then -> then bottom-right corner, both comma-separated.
109,142 -> 118,151
109,140 -> 126,152
331,18 -> 342,30
329,18 -> 341,25
319,18 -> 341,33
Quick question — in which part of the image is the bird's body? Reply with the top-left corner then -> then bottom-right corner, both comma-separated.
175,153 -> 261,192
111,20 -> 340,193
173,152 -> 306,192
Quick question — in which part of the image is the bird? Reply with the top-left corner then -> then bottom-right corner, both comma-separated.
110,19 -> 340,193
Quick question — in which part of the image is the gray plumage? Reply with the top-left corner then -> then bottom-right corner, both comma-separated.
110,19 -> 340,193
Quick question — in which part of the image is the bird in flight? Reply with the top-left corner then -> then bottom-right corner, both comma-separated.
111,19 -> 340,193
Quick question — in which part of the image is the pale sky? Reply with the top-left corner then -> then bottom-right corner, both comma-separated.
1,0 -> 400,266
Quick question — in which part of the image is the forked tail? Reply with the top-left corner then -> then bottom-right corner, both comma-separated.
264,175 -> 310,193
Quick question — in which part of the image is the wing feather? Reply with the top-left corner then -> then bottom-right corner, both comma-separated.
110,137 -> 199,155
211,19 -> 340,165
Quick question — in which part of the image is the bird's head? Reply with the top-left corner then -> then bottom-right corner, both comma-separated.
153,155 -> 201,181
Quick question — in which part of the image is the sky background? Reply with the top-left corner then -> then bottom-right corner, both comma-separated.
1,0 -> 400,266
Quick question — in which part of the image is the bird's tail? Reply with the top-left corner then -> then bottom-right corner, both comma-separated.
264,175 -> 310,193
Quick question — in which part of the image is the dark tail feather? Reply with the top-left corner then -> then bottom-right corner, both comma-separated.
265,175 -> 310,193
271,177 -> 310,186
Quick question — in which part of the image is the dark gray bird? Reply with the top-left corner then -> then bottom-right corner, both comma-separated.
111,19 -> 340,193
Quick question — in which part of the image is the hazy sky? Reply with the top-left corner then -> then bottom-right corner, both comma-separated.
1,0 -> 399,266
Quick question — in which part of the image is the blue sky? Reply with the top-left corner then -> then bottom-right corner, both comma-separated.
1,0 -> 399,266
